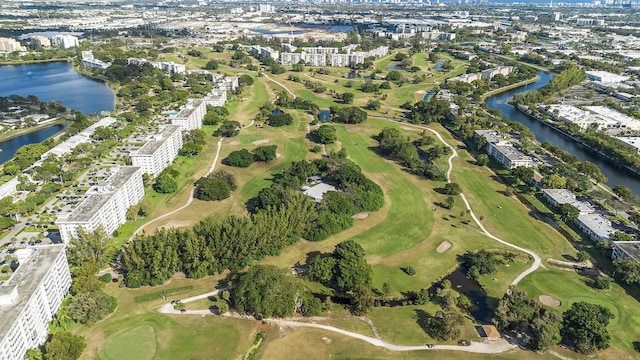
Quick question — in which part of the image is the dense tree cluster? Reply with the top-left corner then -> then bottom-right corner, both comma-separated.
194,170 -> 237,201
407,98 -> 451,124
223,149 -> 254,167
203,105 -> 229,125
44,331 -> 86,360
253,145 -> 277,162
512,63 -> 585,105
309,125 -> 337,144
459,250 -> 499,280
269,112 -> 293,127
232,265 -> 322,318
332,107 -> 368,124
562,302 -> 614,354
213,121 -> 241,137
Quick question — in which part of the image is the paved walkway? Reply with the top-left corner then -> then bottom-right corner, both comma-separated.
372,118 -> 544,285
158,288 -> 518,354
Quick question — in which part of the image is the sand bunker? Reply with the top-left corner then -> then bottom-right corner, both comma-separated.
539,295 -> 561,307
229,140 -> 241,145
437,241 -> 452,253
276,153 -> 282,159
353,212 -> 369,220
347,126 -> 360,133
253,139 -> 270,145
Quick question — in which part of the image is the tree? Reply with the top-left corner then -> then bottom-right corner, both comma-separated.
494,286 -> 541,331
365,100 -> 381,111
405,265 -> 417,276
194,176 -> 231,201
386,70 -> 402,81
610,231 -> 633,241
443,183 -> 462,195
253,145 -> 277,162
24,348 -> 43,360
576,251 -> 590,263
557,203 -> 579,222
460,250 -> 498,279
445,196 -> 455,209
44,331 -> 86,360
511,166 -> 534,183
561,302 -> 614,354
351,285 -> 375,315
334,240 -> 373,292
542,174 -> 567,189
223,149 -> 254,167
613,185 -> 632,201
341,92 -> 355,104
67,291 -> 117,324
214,121 -> 241,137
381,282 -> 392,298
269,113 -> 293,127
153,173 -> 177,193
66,227 -> 108,266
531,311 -> 562,351
613,259 -> 640,284
204,60 -> 219,70
476,154 -> 489,166
239,74 -> 254,86
310,125 -> 337,144
424,309 -> 463,341
333,107 -> 368,124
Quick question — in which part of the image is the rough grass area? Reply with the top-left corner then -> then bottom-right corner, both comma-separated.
99,324 -> 156,360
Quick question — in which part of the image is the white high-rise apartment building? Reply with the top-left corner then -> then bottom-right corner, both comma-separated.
131,125 -> 183,177
56,167 -> 144,243
50,35 -> 79,49
0,38 -> 26,52
206,89 -> 227,107
0,246 -> 71,360
30,36 -> 50,49
171,98 -> 206,131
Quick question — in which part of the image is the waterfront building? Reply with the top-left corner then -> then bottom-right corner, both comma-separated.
612,241 -> 640,264
127,58 -> 185,74
0,38 -> 26,52
40,117 -> 118,160
50,35 -> 79,49
30,36 -> 50,49
615,136 -> 640,154
0,177 -> 19,199
481,66 -> 513,81
56,167 -> 144,243
575,213 -> 614,243
171,98 -> 206,131
130,125 -> 182,177
474,130 -> 536,169
447,73 -> 481,83
80,51 -> 111,69
0,245 -> 71,360
583,106 -> 640,132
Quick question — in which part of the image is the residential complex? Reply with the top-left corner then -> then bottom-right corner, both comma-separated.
80,51 -> 111,69
56,166 -> 144,243
30,36 -> 50,49
474,130 -> 536,169
50,35 -> 79,49
0,37 -> 25,52
448,66 -> 514,83
170,98 -> 206,131
127,57 -> 186,74
131,125 -> 183,177
0,246 -> 71,360
575,213 -> 614,243
612,241 -> 640,264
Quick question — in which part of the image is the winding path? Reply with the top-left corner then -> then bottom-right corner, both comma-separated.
371,117 -> 544,285
158,288 -> 518,354
262,73 -> 296,99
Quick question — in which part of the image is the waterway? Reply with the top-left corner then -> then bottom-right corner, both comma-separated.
0,123 -> 66,164
486,70 -> 640,195
0,62 -> 115,115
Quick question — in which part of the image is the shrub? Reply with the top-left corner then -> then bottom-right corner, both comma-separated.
99,274 -> 112,283
223,149 -> 254,167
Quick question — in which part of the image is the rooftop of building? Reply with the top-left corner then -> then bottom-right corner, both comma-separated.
0,245 -> 67,342
577,213 -> 614,239
542,189 -> 594,213
174,99 -> 204,119
615,136 -> 640,150
57,166 -> 140,224
494,144 -> 532,162
302,182 -> 336,203
132,125 -> 181,157
613,241 -> 640,262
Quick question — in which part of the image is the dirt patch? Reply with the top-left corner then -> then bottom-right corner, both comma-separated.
401,126 -> 417,132
347,126 -> 360,133
276,153 -> 282,159
229,140 -> 241,146
253,139 -> 270,145
436,241 -> 452,253
539,295 -> 561,308
159,220 -> 192,230
415,90 -> 426,95
353,212 -> 369,220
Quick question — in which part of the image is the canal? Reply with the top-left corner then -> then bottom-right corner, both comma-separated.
486,71 -> 640,195
0,123 -> 66,164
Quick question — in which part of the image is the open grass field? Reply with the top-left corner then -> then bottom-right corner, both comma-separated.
80,275 -> 260,360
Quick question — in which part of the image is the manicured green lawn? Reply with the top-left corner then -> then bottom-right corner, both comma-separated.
100,324 -> 156,360
518,269 -> 640,357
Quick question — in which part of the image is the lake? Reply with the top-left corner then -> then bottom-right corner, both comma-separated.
0,62 -> 115,115
0,123 -> 66,164
486,71 -> 640,195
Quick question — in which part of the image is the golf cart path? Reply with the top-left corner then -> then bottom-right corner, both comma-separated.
158,289 -> 518,354
372,118 -> 544,285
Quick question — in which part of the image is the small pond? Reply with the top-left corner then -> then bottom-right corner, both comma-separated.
433,61 -> 445,71
430,267 -> 493,324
